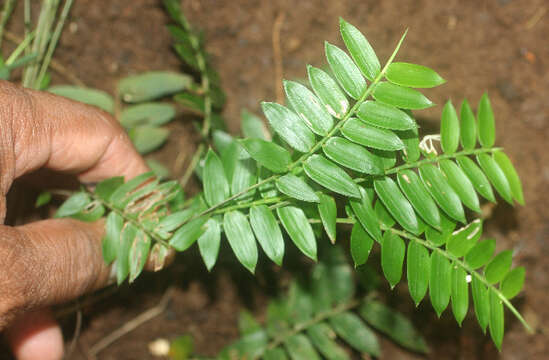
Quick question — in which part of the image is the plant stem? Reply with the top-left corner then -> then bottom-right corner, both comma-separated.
0,0 -> 16,48
179,143 -> 205,188
212,196 -> 283,215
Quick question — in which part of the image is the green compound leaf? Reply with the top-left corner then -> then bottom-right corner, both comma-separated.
407,241 -> 430,306
359,300 -> 429,353
374,177 -> 420,235
120,102 -> 175,128
385,62 -> 445,88
429,251 -> 451,317
477,153 -> 513,204
323,137 -> 384,175
349,186 -> 382,242
465,238 -> 496,270
197,218 -> 221,271
325,42 -> 367,100
440,100 -> 460,154
372,82 -> 434,110
339,18 -> 380,81
350,222 -> 374,267
241,108 -> 268,140
240,138 -> 291,173
318,193 -> 337,243
489,289 -> 504,351
357,100 -> 416,130
49,85 -> 114,113
307,323 -> 350,360
456,156 -> 495,202
439,159 -> 481,213
477,93 -> 496,148
261,102 -> 315,152
276,174 -> 320,203
451,265 -> 469,326
446,219 -> 482,258
102,212 -> 124,264
277,206 -> 317,261
284,80 -> 333,135
397,169 -> 441,230
307,65 -> 349,118
472,276 -> 490,333
419,164 -> 465,223
169,216 -> 207,251
285,334 -> 320,360
330,312 -> 380,357
460,99 -> 477,150
381,231 -> 405,289
484,250 -> 512,284
118,71 -> 192,103
203,149 -> 230,207
249,205 -> 285,266
303,154 -> 360,198
493,151 -> 525,205
224,211 -> 258,274
501,266 -> 525,300
341,118 -> 405,151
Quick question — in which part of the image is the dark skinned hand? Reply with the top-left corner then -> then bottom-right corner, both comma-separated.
0,80 -> 150,360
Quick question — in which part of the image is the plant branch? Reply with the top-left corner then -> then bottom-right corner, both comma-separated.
0,0 -> 16,48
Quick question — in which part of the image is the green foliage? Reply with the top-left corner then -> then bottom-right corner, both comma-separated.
54,16 -> 530,350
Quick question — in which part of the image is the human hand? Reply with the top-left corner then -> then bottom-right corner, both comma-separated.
0,80 -> 149,360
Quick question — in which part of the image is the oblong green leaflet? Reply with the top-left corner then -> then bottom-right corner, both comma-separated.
407,241 -> 430,306
477,153 -> 513,204
116,222 -> 138,284
276,174 -> 319,202
339,18 -> 380,81
397,169 -> 441,230
224,211 -> 258,273
129,126 -> 170,155
357,100 -> 416,130
239,138 -> 291,173
231,157 -> 257,198
446,219 -> 482,258
262,102 -> 315,152
341,117 -> 405,151
460,99 -> 477,150
381,231 -> 405,289
419,164 -> 465,223
465,238 -> 496,270
484,250 -> 512,284
471,276 -> 490,332
440,100 -> 460,154
456,156 -> 495,202
241,108 -> 268,140
451,265 -> 469,326
318,193 -> 337,243
325,42 -> 367,100
117,71 -> 192,103
488,289 -> 504,350
169,216 -> 208,251
303,155 -> 360,198
350,222 -> 374,267
323,137 -> 384,175
372,82 -> 434,110
501,266 -> 525,300
49,85 -> 114,113
120,102 -> 176,128
374,177 -> 420,235
197,218 -> 221,271
439,159 -> 481,212
493,151 -> 525,205
203,149 -> 230,207
129,230 -> 151,283
307,65 -> 349,118
277,206 -> 317,261
284,334 -> 320,360
425,211 -> 456,247
250,205 -> 285,266
385,62 -> 445,88
284,80 -> 334,135
375,199 -> 396,228
307,323 -> 350,360
477,93 -> 496,148
399,126 -> 421,163
102,211 -> 124,264
330,312 -> 380,357
349,186 -> 382,242
429,251 -> 451,317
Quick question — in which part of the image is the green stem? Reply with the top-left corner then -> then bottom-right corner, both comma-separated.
179,143 -> 205,188
212,196 -> 283,215
0,0 -> 16,48
5,31 -> 36,66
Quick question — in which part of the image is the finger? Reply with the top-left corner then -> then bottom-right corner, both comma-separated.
4,309 -> 63,360
0,219 -> 110,328
0,80 -> 148,192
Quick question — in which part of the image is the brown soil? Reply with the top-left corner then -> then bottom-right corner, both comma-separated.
2,0 -> 549,359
